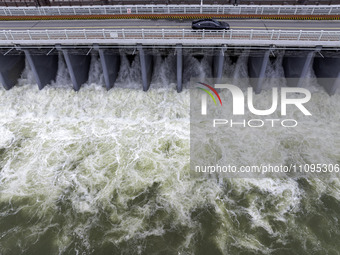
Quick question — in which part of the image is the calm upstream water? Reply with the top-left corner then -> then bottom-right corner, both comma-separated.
0,53 -> 340,255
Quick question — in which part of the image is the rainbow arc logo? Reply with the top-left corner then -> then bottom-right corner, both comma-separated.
196,82 -> 223,106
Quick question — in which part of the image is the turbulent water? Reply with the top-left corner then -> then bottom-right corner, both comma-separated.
0,53 -> 340,255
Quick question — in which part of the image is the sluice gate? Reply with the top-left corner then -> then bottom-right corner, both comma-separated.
0,45 -> 339,95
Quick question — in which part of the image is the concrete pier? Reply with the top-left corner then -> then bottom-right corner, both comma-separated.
213,47 -> 226,83
137,44 -> 153,91
176,44 -> 183,93
0,54 -> 25,90
24,50 -> 58,90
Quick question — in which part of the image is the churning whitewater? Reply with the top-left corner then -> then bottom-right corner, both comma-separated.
0,53 -> 340,255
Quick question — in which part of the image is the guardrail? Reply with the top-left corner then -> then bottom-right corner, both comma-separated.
1,5 -> 340,16
2,0 -> 340,8
0,28 -> 339,47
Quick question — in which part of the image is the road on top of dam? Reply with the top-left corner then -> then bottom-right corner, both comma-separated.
1,19 -> 340,31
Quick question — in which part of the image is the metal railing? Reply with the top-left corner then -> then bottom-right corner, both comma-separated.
1,5 -> 340,16
2,0 -> 340,7
0,28 -> 339,47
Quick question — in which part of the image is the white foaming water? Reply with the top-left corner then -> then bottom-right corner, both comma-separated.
0,54 -> 339,254
151,55 -> 176,88
115,54 -> 143,89
52,53 -> 73,88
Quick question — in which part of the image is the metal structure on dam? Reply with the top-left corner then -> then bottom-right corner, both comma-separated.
0,5 -> 340,95
1,42 -> 339,95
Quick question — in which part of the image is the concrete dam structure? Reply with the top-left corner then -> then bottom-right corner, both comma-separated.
0,45 -> 339,95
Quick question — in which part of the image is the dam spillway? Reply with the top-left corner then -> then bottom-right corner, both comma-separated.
0,45 -> 340,95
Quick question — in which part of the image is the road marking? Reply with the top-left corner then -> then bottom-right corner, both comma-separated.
0,26 -> 189,29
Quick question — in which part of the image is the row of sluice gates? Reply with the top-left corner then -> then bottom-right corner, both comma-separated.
0,46 -> 339,95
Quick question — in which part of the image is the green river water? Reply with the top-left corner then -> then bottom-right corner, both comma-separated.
0,54 -> 340,255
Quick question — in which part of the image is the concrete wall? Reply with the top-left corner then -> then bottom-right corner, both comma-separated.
313,57 -> 340,95
248,50 -> 270,94
97,49 -> 120,90
61,50 -> 91,91
24,51 -> 58,90
282,51 -> 315,88
0,54 -> 25,90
